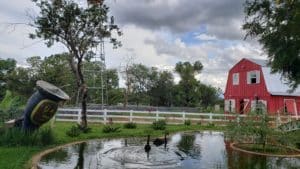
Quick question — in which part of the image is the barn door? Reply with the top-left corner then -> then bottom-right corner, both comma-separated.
243,99 -> 250,113
284,99 -> 297,115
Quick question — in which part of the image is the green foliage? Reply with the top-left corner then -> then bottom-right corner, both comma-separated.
0,91 -> 24,110
184,119 -> 191,126
152,120 -> 167,130
148,70 -> 174,106
0,58 -> 16,100
102,125 -> 120,133
123,122 -> 137,129
0,127 -> 55,146
66,125 -> 81,137
39,127 -> 55,146
207,123 -> 215,128
226,112 -> 280,150
243,0 -> 300,89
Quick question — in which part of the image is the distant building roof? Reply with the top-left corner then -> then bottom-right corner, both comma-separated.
246,58 -> 300,96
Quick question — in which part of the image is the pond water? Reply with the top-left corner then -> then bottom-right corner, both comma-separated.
39,131 -> 300,169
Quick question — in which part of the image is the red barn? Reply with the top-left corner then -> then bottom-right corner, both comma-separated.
224,58 -> 300,116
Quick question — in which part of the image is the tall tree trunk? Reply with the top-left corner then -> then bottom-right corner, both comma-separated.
67,54 -> 88,129
77,60 -> 88,129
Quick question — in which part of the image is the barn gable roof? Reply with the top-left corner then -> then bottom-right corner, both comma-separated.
246,58 -> 300,96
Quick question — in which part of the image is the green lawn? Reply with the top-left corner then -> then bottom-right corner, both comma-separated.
0,122 -> 224,169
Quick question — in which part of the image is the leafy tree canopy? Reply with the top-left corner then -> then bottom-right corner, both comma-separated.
243,0 -> 300,89
0,58 -> 16,100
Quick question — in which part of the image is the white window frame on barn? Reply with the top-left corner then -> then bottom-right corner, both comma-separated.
225,99 -> 235,113
232,73 -> 239,85
251,99 -> 267,113
247,70 -> 260,84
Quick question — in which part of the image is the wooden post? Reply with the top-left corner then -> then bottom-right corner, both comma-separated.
209,113 -> 213,123
77,109 -> 81,124
182,112 -> 186,123
156,111 -> 159,121
103,109 -> 107,124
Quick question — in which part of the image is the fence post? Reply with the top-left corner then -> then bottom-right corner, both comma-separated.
130,110 -> 133,122
103,109 -> 107,124
237,114 -> 240,124
182,112 -> 186,123
209,112 -> 213,124
156,111 -> 159,121
77,109 -> 81,123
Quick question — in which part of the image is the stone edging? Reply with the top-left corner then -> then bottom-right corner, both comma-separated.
230,142 -> 300,157
30,140 -> 86,169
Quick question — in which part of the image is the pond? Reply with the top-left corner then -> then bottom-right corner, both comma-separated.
39,131 -> 300,169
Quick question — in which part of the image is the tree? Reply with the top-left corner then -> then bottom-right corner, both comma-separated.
243,0 -> 300,89
127,64 -> 151,106
0,58 -> 16,100
149,70 -> 174,106
6,67 -> 36,99
174,61 -> 203,107
198,84 -> 220,109
30,0 -> 121,129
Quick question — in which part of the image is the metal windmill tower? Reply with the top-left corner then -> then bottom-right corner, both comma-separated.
79,0 -> 107,108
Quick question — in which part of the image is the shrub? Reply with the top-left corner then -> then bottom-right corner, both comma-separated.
207,123 -> 215,128
152,120 -> 166,130
66,125 -> 81,137
102,125 -> 120,133
184,119 -> 191,126
39,127 -> 55,145
123,122 -> 137,129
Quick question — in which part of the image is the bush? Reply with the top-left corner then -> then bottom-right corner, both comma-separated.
66,125 -> 81,137
152,120 -> 166,130
102,125 -> 120,133
39,127 -> 55,146
184,119 -> 191,126
207,123 -> 215,128
123,122 -> 137,129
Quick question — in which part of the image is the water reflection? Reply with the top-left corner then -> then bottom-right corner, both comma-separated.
39,132 -> 300,169
74,142 -> 85,169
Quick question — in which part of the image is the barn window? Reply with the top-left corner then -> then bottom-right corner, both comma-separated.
247,70 -> 260,84
232,73 -> 239,85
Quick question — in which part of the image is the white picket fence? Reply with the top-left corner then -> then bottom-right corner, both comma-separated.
54,108 -> 299,126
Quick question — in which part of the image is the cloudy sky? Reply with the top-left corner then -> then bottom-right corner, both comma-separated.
0,0 -> 267,91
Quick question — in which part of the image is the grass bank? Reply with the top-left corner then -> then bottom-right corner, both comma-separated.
0,122 -> 224,169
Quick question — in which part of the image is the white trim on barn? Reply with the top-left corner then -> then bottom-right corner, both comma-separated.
225,99 -> 235,113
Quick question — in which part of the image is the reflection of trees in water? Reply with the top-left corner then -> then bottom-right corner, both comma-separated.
74,142 -> 86,169
177,134 -> 201,158
42,148 -> 69,163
